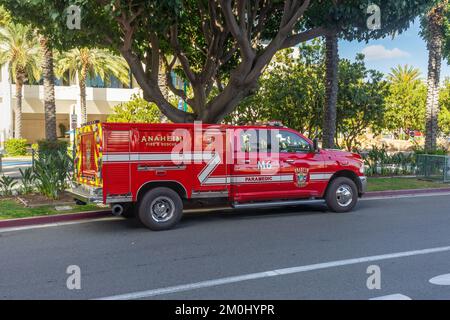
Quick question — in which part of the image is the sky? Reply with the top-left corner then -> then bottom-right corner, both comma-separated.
339,19 -> 450,81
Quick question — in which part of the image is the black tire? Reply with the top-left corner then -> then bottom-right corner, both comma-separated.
138,187 -> 183,230
325,177 -> 358,213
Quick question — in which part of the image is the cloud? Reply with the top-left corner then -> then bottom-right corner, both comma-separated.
361,45 -> 410,61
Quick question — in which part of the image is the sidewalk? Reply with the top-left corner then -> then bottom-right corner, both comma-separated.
0,157 -> 33,178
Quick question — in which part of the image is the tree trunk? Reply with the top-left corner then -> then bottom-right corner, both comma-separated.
40,37 -> 57,141
14,77 -> 24,139
425,5 -> 445,152
322,31 -> 339,149
158,56 -> 168,122
79,65 -> 87,124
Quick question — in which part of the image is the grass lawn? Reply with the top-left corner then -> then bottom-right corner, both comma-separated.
367,177 -> 450,192
0,200 -> 105,220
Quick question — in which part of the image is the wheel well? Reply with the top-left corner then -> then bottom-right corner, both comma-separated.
325,170 -> 363,196
136,181 -> 187,202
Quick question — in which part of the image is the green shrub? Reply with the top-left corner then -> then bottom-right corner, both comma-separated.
413,147 -> 448,156
5,138 -> 28,156
36,139 -> 68,155
19,168 -> 35,195
34,150 -> 72,200
0,175 -> 18,196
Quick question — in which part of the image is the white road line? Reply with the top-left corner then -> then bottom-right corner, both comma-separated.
0,217 -> 120,233
96,245 -> 450,300
370,294 -> 412,300
429,274 -> 450,286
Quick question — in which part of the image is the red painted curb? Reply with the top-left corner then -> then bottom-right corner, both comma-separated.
0,210 -> 111,229
365,188 -> 450,198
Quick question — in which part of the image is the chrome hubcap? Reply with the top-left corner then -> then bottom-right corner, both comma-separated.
150,196 -> 175,222
336,184 -> 353,207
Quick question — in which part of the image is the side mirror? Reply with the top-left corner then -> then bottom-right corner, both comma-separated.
312,138 -> 320,153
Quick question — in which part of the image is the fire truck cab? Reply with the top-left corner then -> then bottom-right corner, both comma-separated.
68,122 -> 367,231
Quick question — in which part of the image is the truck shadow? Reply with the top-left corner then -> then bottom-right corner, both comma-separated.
98,202 -> 370,232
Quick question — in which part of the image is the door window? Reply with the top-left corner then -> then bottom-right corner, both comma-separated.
276,131 -> 311,153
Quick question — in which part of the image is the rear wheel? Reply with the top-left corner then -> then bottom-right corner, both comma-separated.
138,187 -> 183,230
325,177 -> 358,213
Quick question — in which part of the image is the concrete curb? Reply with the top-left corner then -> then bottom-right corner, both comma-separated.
364,188 -> 450,198
0,210 -> 111,229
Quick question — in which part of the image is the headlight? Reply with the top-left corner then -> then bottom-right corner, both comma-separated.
360,164 -> 365,174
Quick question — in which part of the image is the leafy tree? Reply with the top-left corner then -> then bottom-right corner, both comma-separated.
226,42 -> 325,135
0,5 -> 10,26
336,54 -> 388,151
55,48 -> 130,124
107,94 -> 162,123
385,65 -> 427,136
320,1 -> 438,149
388,65 -> 422,83
421,0 -> 450,151
0,22 -> 41,138
439,78 -> 450,135
228,42 -> 388,152
2,0 -> 435,124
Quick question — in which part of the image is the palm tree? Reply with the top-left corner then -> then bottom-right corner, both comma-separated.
40,35 -> 57,141
322,30 -> 339,149
0,23 -> 41,138
422,1 -> 449,152
55,48 -> 130,124
388,65 -> 422,84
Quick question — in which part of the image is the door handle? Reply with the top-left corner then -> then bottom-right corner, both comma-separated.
286,159 -> 295,163
244,160 -> 251,164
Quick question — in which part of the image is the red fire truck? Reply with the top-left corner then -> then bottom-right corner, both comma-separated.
68,121 -> 367,230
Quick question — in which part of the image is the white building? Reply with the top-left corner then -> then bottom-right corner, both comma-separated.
0,63 -> 141,146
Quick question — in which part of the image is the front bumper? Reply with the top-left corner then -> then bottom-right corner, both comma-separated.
359,176 -> 367,195
67,183 -> 103,204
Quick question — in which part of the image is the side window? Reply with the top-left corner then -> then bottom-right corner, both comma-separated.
239,130 -> 258,152
276,131 -> 311,153
239,129 -> 271,153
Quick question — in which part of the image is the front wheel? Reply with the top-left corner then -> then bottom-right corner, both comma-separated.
138,187 -> 183,231
325,177 -> 358,213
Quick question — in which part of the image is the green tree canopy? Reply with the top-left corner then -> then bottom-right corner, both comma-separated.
0,22 -> 41,138
439,78 -> 450,135
337,54 -> 388,151
228,41 -> 388,151
108,94 -> 162,123
2,0 -> 436,123
384,65 -> 427,135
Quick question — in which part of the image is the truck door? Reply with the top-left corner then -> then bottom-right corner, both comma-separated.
231,128 -> 295,203
275,129 -> 326,198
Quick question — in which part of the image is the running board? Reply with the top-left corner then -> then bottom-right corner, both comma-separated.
232,199 -> 326,209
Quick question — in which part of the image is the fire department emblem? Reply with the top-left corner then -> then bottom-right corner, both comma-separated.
295,168 -> 309,187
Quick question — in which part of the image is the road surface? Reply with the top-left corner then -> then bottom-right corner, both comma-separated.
1,194 -> 450,300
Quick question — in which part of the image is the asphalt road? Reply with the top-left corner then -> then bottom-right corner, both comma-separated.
1,194 -> 450,300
